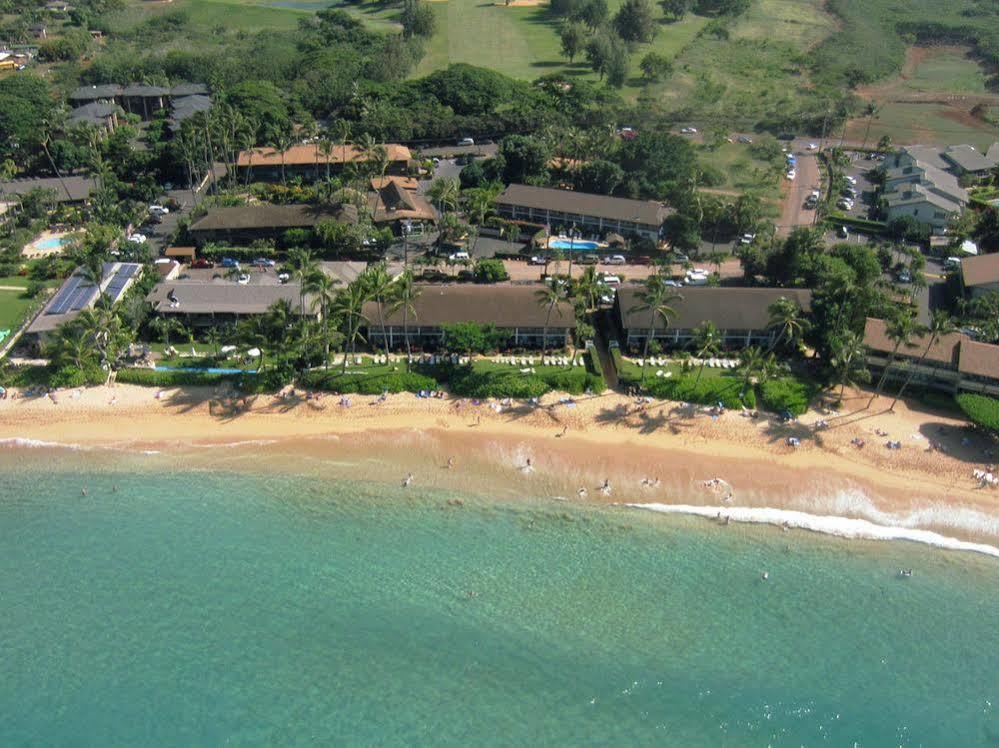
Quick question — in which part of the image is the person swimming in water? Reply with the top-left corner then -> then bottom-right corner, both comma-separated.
402,473 -> 414,487
600,479 -> 612,496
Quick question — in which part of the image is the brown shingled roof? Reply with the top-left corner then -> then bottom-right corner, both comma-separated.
961,253 -> 999,289
363,284 -> 576,329
863,318 -> 964,366
189,204 -> 355,232
497,184 -> 671,227
237,143 -> 411,168
616,287 -> 812,331
958,339 -> 999,380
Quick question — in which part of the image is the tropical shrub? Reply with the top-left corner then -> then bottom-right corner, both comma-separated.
115,368 -> 236,387
758,377 -> 814,416
299,369 -> 437,394
49,365 -> 105,389
955,393 -> 999,434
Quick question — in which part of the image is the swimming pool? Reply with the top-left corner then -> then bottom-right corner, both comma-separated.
34,237 -> 68,251
990,198 -> 999,207
549,239 -> 601,251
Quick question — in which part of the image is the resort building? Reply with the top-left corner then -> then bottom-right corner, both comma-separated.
495,184 -> 670,241
362,284 -> 576,350
188,203 -> 357,245
25,262 -> 143,342
235,144 -> 412,183
960,253 -> 999,298
884,153 -> 968,233
367,178 -> 437,233
863,317 -> 999,397
614,287 -> 812,351
146,281 -> 316,328
67,101 -> 121,132
0,176 -> 96,214
68,83 -> 211,124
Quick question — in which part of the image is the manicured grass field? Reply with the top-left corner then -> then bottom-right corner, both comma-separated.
0,291 -> 33,332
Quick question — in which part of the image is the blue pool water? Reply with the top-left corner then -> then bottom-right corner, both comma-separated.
549,239 -> 601,250
154,365 -> 255,375
989,198 -> 999,207
0,446 -> 996,746
34,236 -> 67,250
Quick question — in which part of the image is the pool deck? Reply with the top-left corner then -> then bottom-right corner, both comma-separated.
22,230 -> 74,259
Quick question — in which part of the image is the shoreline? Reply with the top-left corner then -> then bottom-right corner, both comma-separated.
1,382 -> 997,550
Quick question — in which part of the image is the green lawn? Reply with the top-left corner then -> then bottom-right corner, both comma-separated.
113,0 -> 313,34
697,142 -> 781,197
848,102 -> 998,152
0,291 -> 33,332
732,0 -> 837,49
0,276 -> 30,288
900,49 -> 989,95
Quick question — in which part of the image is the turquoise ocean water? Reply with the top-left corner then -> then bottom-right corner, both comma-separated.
1,449 -> 997,746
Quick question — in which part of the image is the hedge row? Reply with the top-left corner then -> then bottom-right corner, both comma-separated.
447,365 -> 602,399
758,378 -> 815,416
115,368 -> 239,388
643,373 -> 754,410
298,369 -> 437,394
955,393 -> 999,434
824,213 -> 888,234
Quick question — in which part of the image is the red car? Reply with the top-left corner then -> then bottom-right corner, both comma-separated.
189,258 -> 214,269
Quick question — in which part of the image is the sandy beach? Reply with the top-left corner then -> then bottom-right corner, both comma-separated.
1,382 -> 997,543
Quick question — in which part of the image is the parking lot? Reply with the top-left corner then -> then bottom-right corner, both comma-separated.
836,152 -> 880,220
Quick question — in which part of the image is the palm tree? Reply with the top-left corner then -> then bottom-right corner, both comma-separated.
867,312 -> 918,409
272,131 -> 296,186
629,276 -> 681,385
150,315 -> 185,349
286,247 -> 318,315
427,177 -> 460,215
736,346 -> 765,401
766,296 -> 808,352
360,262 -> 394,354
575,265 -> 607,312
535,277 -> 566,361
332,282 -> 369,373
305,271 -> 341,368
692,321 -> 721,386
860,102 -> 880,151
831,330 -> 869,404
389,270 -> 420,370
889,311 -> 955,411
316,134 -> 336,194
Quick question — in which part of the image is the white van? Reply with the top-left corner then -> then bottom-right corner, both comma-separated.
600,274 -> 621,286
603,255 -> 627,265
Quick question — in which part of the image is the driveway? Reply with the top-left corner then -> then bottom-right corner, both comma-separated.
776,148 -> 820,237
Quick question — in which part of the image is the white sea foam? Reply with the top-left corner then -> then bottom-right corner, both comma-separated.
0,437 -> 86,450
624,502 -> 999,558
196,439 -> 279,449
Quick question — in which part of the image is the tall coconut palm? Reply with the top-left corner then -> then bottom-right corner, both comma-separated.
860,102 -> 880,151
150,315 -> 185,349
575,265 -> 607,312
692,320 -> 721,386
286,247 -> 318,315
272,131 -> 296,186
360,262 -> 393,354
766,296 -> 808,352
316,134 -> 336,193
736,346 -> 765,401
629,276 -> 682,385
389,270 -> 420,370
535,277 -> 566,361
332,282 -> 370,373
889,311 -> 955,411
867,312 -> 918,409
305,271 -> 341,369
831,330 -> 869,404
427,177 -> 460,215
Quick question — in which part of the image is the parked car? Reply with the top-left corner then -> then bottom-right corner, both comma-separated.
740,233 -> 756,245
448,251 -> 470,262
602,254 -> 627,265
786,170 -> 797,180
237,274 -> 250,285
944,257 -> 962,269
737,135 -> 753,144
126,233 -> 146,244
684,273 -> 709,286
600,274 -> 621,286
844,176 -> 857,185
457,137 -> 475,146
277,272 -> 290,283
529,255 -> 547,265
220,257 -> 240,268
806,142 -> 819,151
148,204 -> 170,215
896,268 -> 912,284
252,257 -> 276,268
837,225 -> 849,238
190,258 -> 214,269
578,254 -> 600,265
680,127 -> 697,134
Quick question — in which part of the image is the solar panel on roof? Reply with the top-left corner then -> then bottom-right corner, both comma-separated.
104,264 -> 140,302
47,275 -> 83,315
68,283 -> 96,311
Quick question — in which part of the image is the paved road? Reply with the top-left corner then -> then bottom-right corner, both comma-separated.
776,148 -> 820,237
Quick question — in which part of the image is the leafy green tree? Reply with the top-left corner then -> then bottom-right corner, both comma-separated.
736,346 -> 765,401
574,265 -> 608,311
427,176 -> 461,214
830,330 -> 870,404
499,135 -> 551,184
560,21 -> 587,63
579,0 -> 609,29
401,0 -> 436,38
573,159 -> 624,194
659,0 -> 689,20
766,296 -> 808,352
614,0 -> 658,42
473,258 -> 509,283
605,40 -> 631,88
639,51 -> 673,81
332,281 -> 370,373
